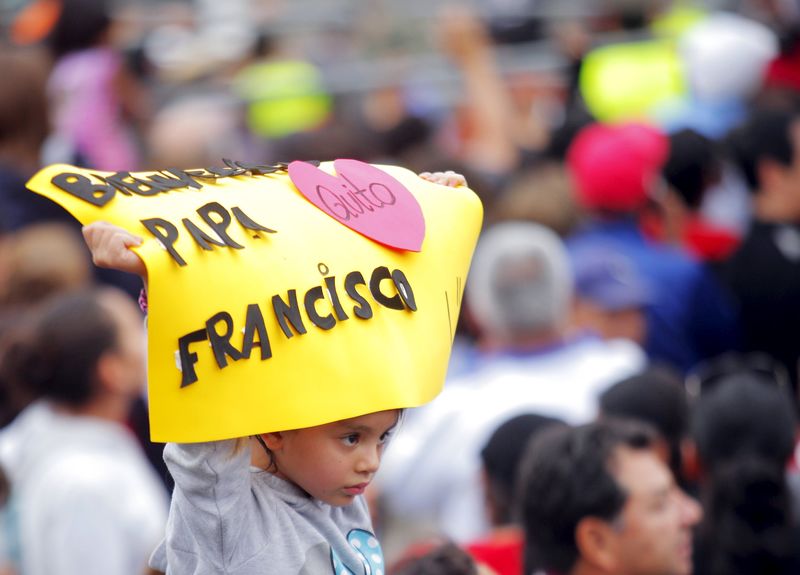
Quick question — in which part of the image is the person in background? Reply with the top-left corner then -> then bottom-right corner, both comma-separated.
571,248 -> 651,347
644,129 -> 741,262
566,121 -> 740,373
43,0 -> 147,171
0,287 -> 168,575
518,419 -> 701,575
718,105 -> 800,393
466,413 -> 565,575
690,372 -> 800,575
0,49 -> 68,233
391,541 -> 497,575
598,365 -> 691,488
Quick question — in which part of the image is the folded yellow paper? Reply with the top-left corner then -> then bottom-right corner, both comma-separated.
27,160 -> 483,442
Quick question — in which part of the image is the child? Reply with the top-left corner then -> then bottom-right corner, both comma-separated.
81,170 -> 467,575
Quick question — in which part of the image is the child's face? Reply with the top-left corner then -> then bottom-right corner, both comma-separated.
263,409 -> 400,506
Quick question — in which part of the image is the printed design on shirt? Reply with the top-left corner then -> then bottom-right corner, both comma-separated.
329,529 -> 385,575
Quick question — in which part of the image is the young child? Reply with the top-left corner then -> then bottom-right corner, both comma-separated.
81,170 -> 467,575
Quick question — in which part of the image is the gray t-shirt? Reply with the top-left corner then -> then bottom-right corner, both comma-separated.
150,440 -> 385,574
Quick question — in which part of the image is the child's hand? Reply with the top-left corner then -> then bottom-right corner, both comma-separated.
419,171 -> 467,188
82,221 -> 147,278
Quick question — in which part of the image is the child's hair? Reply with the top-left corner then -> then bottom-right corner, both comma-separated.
253,435 -> 277,473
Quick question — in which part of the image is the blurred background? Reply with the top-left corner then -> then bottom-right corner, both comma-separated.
4,0 -> 800,574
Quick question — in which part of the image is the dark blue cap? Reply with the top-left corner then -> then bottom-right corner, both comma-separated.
572,249 -> 651,311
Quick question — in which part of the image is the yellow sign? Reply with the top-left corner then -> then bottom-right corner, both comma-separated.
27,160 -> 483,442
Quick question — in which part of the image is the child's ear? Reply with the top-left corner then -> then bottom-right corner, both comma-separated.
261,432 -> 284,450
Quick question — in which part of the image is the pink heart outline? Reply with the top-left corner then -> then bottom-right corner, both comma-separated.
288,159 -> 425,252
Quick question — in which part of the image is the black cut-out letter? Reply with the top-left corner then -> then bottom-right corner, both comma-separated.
148,169 -> 203,190
141,218 -> 186,266
344,271 -> 373,319
106,172 -> 165,196
304,286 -> 336,330
178,328 -> 208,387
51,173 -> 115,207
206,165 -> 244,178
324,276 -> 349,321
242,303 -> 272,360
196,202 -> 245,249
369,266 -> 404,310
272,289 -> 307,338
392,269 -> 417,311
206,311 -> 243,369
183,218 -> 228,251
232,207 -> 277,234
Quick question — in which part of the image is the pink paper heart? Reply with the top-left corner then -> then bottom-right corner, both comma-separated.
288,159 -> 425,252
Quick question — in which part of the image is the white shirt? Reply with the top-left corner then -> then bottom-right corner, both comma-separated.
0,401 -> 168,575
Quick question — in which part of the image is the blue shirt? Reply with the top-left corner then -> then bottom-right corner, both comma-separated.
568,218 -> 740,372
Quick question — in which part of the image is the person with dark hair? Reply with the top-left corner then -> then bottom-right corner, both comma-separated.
690,373 -> 800,575
718,105 -> 800,393
43,0 -> 147,171
645,129 -> 741,262
466,413 -> 565,575
0,287 -> 168,575
518,419 -> 701,575
45,0 -> 111,59
566,121 -> 740,374
391,541 -> 491,575
0,48 -> 71,233
598,365 -> 690,486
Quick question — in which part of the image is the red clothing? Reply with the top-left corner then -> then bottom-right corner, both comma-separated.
681,217 -> 740,261
466,528 -> 524,575
641,212 -> 740,261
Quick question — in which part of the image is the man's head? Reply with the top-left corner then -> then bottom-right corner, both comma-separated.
465,221 -> 573,348
599,366 -> 690,483
480,412 -> 565,526
571,248 -> 650,345
0,287 -> 146,414
518,419 -> 701,575
728,106 -> 800,221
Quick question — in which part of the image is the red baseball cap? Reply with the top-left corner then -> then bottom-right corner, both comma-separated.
567,122 -> 669,212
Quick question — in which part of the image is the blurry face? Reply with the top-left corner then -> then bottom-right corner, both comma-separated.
608,448 -> 702,575
264,410 -> 400,506
100,291 -> 147,396
764,120 -> 800,220
573,300 -> 647,345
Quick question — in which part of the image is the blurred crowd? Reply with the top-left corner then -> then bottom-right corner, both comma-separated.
2,0 -> 800,573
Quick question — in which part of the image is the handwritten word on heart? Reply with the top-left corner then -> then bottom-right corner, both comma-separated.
288,159 -> 425,252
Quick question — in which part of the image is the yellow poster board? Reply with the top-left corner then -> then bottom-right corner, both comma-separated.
27,160 -> 483,442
